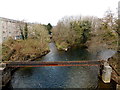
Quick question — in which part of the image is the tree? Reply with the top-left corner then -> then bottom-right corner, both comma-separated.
24,23 -> 28,39
80,20 -> 91,44
47,23 -> 52,34
117,17 -> 120,51
18,22 -> 28,40
19,25 -> 25,40
52,16 -> 92,50
70,20 -> 91,44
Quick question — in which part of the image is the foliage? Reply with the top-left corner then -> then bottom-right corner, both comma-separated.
53,9 -> 118,50
2,23 -> 50,61
19,22 -> 28,40
52,16 -> 91,50
20,25 -> 25,40
28,24 -> 50,42
47,23 -> 52,34
70,20 -> 91,44
88,9 -> 118,50
24,23 -> 28,39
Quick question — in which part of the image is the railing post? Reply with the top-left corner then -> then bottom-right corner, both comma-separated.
0,63 -> 6,69
102,61 -> 112,83
0,63 -> 6,89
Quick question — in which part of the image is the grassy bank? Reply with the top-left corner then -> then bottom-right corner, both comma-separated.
2,23 -> 50,62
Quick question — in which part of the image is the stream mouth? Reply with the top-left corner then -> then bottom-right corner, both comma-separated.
6,43 -> 116,89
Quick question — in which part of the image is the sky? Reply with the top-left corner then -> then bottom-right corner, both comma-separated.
0,0 -> 120,25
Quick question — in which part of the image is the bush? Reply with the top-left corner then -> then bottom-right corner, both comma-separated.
52,16 -> 91,49
2,23 -> 50,61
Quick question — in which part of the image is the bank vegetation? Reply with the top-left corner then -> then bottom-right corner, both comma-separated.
52,10 -> 118,51
2,23 -> 50,61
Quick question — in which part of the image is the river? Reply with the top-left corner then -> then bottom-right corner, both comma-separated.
6,42 -> 116,89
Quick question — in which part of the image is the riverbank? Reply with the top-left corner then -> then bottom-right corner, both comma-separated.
56,40 -> 119,89
1,49 -> 50,89
1,38 -> 50,88
97,76 -> 117,89
108,52 -> 120,85
54,40 -> 87,51
2,38 -> 50,62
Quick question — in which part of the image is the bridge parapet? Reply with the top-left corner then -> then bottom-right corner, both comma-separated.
0,63 -> 6,70
101,61 -> 112,83
1,60 -> 119,88
4,60 -> 104,67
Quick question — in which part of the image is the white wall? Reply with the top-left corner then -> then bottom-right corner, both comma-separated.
119,1 -> 120,19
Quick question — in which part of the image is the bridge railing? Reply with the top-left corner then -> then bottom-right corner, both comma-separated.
3,60 -> 105,67
1,60 -> 119,84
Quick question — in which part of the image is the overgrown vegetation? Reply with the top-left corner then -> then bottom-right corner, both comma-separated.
19,22 -> 28,40
52,9 -> 118,51
52,16 -> 92,50
2,23 -> 50,61
87,9 -> 118,52
44,23 -> 53,35
1,9 -> 118,61
24,23 -> 28,39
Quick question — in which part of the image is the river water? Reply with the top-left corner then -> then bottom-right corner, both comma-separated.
7,42 -> 116,89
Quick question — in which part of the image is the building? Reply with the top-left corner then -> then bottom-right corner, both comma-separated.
0,17 -> 43,44
118,1 -> 120,19
0,17 -> 23,43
